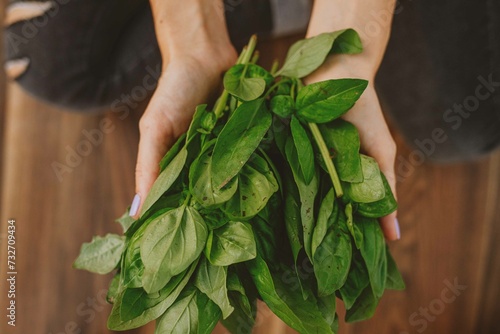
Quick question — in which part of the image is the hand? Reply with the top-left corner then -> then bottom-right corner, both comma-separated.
128,0 -> 236,217
305,54 -> 400,241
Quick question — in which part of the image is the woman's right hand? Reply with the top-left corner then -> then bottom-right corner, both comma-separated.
129,0 -> 236,217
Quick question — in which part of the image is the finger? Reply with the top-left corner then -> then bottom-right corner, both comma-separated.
130,110 -> 176,218
343,89 -> 400,240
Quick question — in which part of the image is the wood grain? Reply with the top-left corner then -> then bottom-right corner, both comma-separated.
1,33 -> 499,334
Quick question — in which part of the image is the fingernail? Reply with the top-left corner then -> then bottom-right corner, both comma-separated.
129,194 -> 141,217
394,218 -> 401,240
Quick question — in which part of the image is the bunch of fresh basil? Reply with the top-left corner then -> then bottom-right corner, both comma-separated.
74,30 -> 404,334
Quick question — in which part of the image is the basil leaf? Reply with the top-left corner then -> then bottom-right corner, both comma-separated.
247,256 -> 334,334
270,95 -> 294,118
331,28 -> 363,54
190,142 -> 238,208
159,133 -> 186,172
197,290 -> 222,334
345,203 -> 363,250
311,188 -> 337,257
283,172 -> 303,263
339,249 -> 370,310
318,294 -> 338,333
187,104 -> 208,142
344,155 -> 386,203
277,29 -> 362,78
345,285 -> 380,323
319,119 -> 363,182
290,116 -> 315,184
355,216 -> 387,298
314,210 -> 352,296
222,270 -> 256,333
385,247 -> 405,290
73,234 -> 125,275
154,287 -> 199,334
194,257 -> 234,319
107,261 -> 197,330
141,206 -> 208,293
285,136 -> 318,262
223,159 -> 278,221
211,98 -> 272,189
140,147 -> 187,216
115,209 -> 135,233
107,274 -> 121,304
206,221 -> 257,266
356,173 -> 397,218
223,64 -> 274,101
296,79 -> 368,123
120,267 -> 188,322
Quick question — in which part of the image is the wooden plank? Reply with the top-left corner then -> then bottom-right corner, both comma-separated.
474,153 -> 500,334
0,83 -> 149,334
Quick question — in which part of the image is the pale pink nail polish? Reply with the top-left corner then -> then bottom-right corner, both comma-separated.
394,218 -> 401,240
129,194 -> 141,217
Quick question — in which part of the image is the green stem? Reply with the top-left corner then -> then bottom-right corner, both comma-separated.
214,35 -> 258,119
240,35 -> 257,64
270,59 -> 279,76
264,78 -> 292,99
308,122 -> 343,197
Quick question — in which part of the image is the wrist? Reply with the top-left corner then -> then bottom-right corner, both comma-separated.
150,0 -> 236,72
305,0 -> 396,79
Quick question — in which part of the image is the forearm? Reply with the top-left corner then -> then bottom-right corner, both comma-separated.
307,0 -> 396,79
148,0 -> 235,70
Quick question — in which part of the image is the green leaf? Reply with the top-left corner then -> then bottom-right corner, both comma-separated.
107,261 -> 197,330
345,203 -> 363,250
115,209 -> 135,233
277,29 -> 363,78
211,98 -> 272,189
196,289 -> 222,334
154,288 -> 199,334
270,95 -> 294,118
356,216 -> 387,298
311,188 -> 337,257
318,294 -> 338,333
141,206 -> 208,293
222,270 -> 256,333
339,249 -> 370,310
223,64 -> 274,101
187,104 -> 208,141
159,133 -> 186,172
345,285 -> 380,323
120,267 -> 188,322
356,173 -> 398,218
247,256 -> 334,334
140,147 -> 187,216
194,257 -> 234,319
385,247 -> 405,290
190,142 -> 238,208
285,137 -> 318,262
73,234 -> 125,275
314,210 -> 352,296
107,274 -> 121,304
206,221 -> 257,266
296,79 -> 368,123
223,158 -> 278,221
319,119 -> 363,182
344,155 -> 385,203
283,172 -> 303,264
331,28 -> 363,54
290,116 -> 315,184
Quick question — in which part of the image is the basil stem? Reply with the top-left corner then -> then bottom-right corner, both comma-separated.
308,122 -> 343,197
